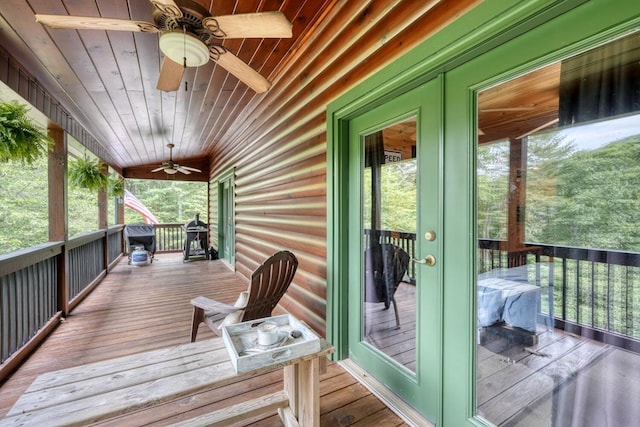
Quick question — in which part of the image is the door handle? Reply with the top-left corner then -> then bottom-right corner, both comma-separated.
412,254 -> 436,266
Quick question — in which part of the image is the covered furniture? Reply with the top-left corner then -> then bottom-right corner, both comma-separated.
364,243 -> 410,329
477,266 -> 540,333
124,223 -> 156,265
190,250 -> 298,342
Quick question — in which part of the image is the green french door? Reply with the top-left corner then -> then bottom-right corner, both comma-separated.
217,169 -> 235,265
347,77 -> 443,422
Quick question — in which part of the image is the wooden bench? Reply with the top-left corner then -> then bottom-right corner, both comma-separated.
0,337 -> 334,427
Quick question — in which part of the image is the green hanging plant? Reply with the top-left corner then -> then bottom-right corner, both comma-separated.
108,174 -> 125,198
0,100 -> 53,163
68,155 -> 108,192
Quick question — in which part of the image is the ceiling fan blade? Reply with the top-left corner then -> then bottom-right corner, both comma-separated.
156,57 -> 184,91
149,0 -> 183,18
176,166 -> 192,175
35,15 -> 158,33
212,48 -> 271,93
203,11 -> 293,39
151,166 -> 166,172
179,166 -> 202,173
480,107 -> 536,112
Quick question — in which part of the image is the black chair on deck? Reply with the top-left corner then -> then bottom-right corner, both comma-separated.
364,243 -> 410,330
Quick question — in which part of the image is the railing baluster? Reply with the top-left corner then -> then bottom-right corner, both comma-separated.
476,239 -> 640,352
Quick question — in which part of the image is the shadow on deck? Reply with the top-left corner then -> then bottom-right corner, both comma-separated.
0,253 -> 409,426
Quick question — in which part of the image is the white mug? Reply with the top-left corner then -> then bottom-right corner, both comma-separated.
257,322 -> 279,346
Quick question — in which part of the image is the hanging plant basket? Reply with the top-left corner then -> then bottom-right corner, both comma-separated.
108,174 -> 125,198
68,155 -> 108,192
0,101 -> 53,163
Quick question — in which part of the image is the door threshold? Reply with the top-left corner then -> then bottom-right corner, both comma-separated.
339,359 -> 435,427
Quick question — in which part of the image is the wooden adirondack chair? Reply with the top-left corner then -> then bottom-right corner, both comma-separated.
190,250 -> 298,342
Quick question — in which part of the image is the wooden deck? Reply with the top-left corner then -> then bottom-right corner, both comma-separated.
368,281 -> 640,426
0,254 -> 409,426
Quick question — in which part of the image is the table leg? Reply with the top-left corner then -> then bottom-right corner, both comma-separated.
283,357 -> 320,427
284,363 -> 299,416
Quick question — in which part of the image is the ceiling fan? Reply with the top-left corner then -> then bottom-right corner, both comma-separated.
152,143 -> 201,175
35,0 -> 292,92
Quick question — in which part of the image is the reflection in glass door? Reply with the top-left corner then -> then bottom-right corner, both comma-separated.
362,118 -> 417,371
475,32 -> 640,426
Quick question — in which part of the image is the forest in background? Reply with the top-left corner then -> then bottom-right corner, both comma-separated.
0,153 -> 207,254
477,133 -> 640,252
3,129 -> 640,255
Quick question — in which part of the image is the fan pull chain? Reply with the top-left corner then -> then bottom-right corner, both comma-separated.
183,26 -> 188,91
182,26 -> 187,69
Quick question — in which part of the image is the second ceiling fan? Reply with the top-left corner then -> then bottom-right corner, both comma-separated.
35,0 -> 292,93
152,143 -> 201,175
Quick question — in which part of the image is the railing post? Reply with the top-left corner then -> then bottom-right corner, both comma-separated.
58,247 -> 69,317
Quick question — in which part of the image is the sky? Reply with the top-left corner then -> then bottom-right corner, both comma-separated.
557,113 -> 640,151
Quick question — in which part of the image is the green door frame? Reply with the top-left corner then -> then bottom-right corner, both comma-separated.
327,0 -> 639,425
216,168 -> 235,267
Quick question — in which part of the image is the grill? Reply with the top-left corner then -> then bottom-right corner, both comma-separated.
184,214 -> 210,261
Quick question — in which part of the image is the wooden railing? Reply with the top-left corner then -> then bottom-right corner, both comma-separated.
153,223 -> 186,252
67,231 -> 106,303
107,226 -> 124,265
364,229 -> 417,282
479,239 -> 640,353
0,242 -> 61,370
0,225 -> 125,380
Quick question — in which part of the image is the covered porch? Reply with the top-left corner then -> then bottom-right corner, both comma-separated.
0,252 -> 407,426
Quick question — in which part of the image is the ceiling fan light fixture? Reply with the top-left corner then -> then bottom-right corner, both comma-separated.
159,31 -> 209,67
164,167 -> 178,174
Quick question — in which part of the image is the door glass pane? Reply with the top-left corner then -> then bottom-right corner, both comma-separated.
476,33 -> 640,426
362,117 -> 417,371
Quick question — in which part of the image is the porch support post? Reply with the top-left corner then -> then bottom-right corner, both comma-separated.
505,137 -> 528,266
48,123 -> 69,316
98,163 -> 108,230
117,194 -> 124,225
98,162 -> 109,271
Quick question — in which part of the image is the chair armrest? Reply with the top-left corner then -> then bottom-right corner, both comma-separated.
191,296 -> 241,313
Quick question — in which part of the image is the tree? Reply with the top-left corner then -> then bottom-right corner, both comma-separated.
546,136 -> 640,250
477,140 -> 510,240
125,179 -> 208,224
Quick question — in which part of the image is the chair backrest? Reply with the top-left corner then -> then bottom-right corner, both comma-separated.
364,243 -> 409,303
240,250 -> 299,322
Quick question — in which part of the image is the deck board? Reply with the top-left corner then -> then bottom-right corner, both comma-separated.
0,254 -> 409,426
5,253 -> 637,425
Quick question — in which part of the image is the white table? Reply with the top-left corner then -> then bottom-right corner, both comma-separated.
0,337 -> 333,427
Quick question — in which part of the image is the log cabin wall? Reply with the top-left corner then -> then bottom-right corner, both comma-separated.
207,0 -> 482,336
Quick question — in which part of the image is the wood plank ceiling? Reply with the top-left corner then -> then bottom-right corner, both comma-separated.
0,0 -> 565,182
0,0 -> 335,180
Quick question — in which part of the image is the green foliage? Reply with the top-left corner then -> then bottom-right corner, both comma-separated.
68,155 -> 108,192
0,155 -> 49,253
478,130 -> 640,252
108,174 -> 125,198
363,160 -> 417,233
0,101 -> 52,163
68,182 -> 98,238
546,136 -> 640,250
125,179 -> 208,224
477,142 -> 510,240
